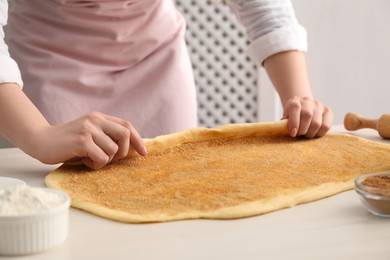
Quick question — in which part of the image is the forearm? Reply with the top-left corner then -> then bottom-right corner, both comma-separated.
224,0 -> 332,137
0,83 -> 50,155
263,50 -> 332,138
263,50 -> 313,106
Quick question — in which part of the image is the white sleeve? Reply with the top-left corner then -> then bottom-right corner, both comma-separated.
225,0 -> 307,66
0,0 -> 23,87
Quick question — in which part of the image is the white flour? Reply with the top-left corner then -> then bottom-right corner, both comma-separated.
0,186 -> 65,216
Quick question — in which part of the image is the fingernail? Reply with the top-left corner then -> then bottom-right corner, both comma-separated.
141,145 -> 148,156
290,128 -> 298,137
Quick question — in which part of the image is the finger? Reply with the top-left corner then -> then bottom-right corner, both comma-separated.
64,157 -> 83,166
111,128 -> 130,162
91,128 -> 119,163
129,123 -> 148,156
316,107 -> 334,137
104,115 -> 147,157
96,119 -> 130,161
297,100 -> 314,136
284,98 -> 301,137
81,156 -> 107,170
304,105 -> 323,138
80,139 -> 110,170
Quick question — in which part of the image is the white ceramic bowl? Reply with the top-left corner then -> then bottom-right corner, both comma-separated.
0,188 -> 70,256
0,177 -> 26,194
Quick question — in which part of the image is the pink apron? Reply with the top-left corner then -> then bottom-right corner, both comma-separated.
7,0 -> 197,138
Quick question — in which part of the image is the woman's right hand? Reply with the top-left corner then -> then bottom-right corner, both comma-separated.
36,112 -> 147,170
0,85 -> 146,170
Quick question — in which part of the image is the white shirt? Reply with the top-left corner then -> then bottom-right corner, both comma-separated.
225,0 -> 307,65
0,0 -> 22,87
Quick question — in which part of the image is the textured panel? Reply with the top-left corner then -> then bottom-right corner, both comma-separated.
174,0 -> 259,127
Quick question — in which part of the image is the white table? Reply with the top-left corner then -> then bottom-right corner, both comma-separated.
0,126 -> 389,260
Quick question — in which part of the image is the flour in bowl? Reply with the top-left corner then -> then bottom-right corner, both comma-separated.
0,186 -> 66,216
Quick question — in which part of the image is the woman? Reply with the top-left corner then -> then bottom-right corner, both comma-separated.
6,0 -> 333,139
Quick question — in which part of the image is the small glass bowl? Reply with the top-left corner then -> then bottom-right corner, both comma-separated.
355,172 -> 390,217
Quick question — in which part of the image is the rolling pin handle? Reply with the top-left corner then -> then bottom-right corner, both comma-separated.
344,112 -> 378,131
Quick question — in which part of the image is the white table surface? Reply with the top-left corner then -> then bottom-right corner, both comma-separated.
0,126 -> 389,260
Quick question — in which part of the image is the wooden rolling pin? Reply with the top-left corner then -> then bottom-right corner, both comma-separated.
344,112 -> 390,139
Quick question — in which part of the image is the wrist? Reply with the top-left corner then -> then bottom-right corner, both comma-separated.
19,125 -> 55,163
